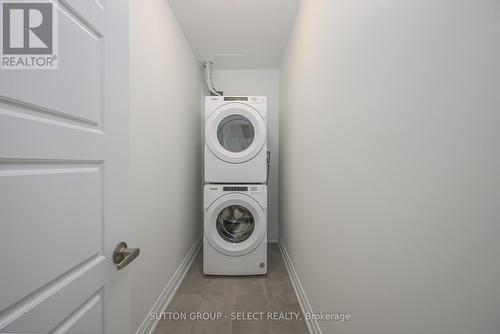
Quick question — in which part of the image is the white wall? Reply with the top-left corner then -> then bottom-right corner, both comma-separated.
280,1 -> 500,333
129,0 -> 202,331
213,70 -> 280,241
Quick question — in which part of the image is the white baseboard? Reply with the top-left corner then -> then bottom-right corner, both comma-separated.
278,237 -> 322,334
136,236 -> 202,334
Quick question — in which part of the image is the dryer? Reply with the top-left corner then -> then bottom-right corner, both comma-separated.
204,96 -> 267,184
204,184 -> 267,275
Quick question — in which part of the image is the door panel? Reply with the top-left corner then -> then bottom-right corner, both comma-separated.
63,293 -> 104,334
0,0 -> 130,333
63,0 -> 105,35
0,109 -> 104,159
1,259 -> 106,332
0,165 -> 102,311
0,4 -> 102,125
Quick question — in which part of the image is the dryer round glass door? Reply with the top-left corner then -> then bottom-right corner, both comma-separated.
206,103 -> 265,164
205,194 -> 266,257
216,205 -> 255,243
217,115 -> 255,153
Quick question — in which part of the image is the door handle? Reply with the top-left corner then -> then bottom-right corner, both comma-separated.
113,241 -> 140,270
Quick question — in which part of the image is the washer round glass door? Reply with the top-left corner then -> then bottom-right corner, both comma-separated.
206,103 -> 265,164
205,194 -> 265,257
216,205 -> 255,243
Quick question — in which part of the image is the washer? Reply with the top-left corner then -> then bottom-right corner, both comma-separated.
204,184 -> 267,275
205,96 -> 267,184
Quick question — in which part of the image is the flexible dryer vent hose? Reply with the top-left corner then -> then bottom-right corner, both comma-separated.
203,61 -> 221,96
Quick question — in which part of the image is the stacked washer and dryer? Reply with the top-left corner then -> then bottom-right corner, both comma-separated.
204,96 -> 268,275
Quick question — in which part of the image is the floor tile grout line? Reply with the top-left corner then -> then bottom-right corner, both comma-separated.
156,244 -> 307,334
229,281 -> 237,334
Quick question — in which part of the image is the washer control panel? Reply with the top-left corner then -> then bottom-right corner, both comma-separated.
205,184 -> 267,208
220,185 -> 265,195
223,186 -> 248,192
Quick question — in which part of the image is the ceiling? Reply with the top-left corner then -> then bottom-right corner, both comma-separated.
167,0 -> 300,69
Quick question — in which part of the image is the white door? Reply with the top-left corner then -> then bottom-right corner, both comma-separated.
0,0 -> 132,333
205,103 -> 266,163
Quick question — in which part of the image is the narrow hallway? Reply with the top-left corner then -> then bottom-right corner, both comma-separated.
2,0 -> 499,333
154,244 -> 308,334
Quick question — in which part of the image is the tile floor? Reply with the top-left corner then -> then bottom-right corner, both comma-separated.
154,243 -> 309,334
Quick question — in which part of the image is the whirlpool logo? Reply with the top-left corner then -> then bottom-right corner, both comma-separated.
1,0 -> 58,69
